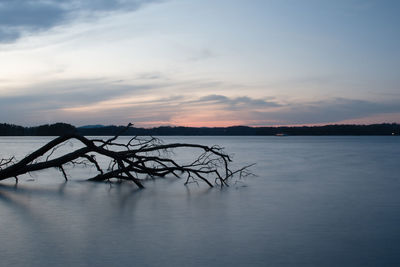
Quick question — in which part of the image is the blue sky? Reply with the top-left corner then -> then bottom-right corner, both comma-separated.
0,0 -> 399,127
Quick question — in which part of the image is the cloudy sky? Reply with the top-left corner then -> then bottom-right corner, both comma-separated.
0,0 -> 399,127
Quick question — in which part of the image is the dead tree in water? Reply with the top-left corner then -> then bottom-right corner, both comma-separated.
0,125 -> 252,188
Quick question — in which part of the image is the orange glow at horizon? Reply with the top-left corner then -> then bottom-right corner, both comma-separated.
60,97 -> 400,128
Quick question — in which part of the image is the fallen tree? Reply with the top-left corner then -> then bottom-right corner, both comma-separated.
0,124 -> 252,188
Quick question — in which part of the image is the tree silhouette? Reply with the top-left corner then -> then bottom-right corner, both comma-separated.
0,124 -> 252,188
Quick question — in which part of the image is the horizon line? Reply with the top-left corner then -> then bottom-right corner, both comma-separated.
2,121 -> 400,129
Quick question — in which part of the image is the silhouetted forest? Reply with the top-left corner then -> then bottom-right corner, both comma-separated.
0,123 -> 76,136
0,122 -> 399,136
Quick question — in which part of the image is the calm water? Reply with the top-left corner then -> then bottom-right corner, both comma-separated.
0,136 -> 399,266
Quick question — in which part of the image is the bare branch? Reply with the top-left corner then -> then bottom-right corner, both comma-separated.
0,126 -> 252,188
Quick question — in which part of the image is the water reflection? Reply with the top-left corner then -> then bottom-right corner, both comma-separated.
1,136 -> 400,266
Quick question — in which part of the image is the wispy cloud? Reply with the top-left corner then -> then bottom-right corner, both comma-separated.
195,94 -> 281,110
187,48 -> 215,62
0,77 -> 163,124
247,98 -> 400,125
0,0 -> 162,43
1,75 -> 399,128
56,93 -> 282,126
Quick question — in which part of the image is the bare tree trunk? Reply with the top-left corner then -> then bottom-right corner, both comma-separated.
0,129 -> 252,188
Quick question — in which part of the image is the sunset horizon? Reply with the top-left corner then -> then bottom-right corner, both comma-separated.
1,2 -> 400,265
1,0 -> 399,127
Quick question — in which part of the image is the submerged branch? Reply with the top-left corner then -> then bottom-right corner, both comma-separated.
0,128 -> 252,188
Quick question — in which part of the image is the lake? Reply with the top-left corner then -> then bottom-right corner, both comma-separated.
0,136 -> 400,266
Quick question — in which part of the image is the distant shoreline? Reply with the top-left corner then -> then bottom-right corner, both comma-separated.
1,122 -> 399,136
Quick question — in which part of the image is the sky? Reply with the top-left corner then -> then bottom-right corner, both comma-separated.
0,0 -> 399,127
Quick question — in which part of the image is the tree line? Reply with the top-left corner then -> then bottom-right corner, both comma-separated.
0,122 -> 399,136
0,123 -> 76,136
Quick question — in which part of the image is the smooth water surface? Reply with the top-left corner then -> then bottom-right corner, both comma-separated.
0,136 -> 399,266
